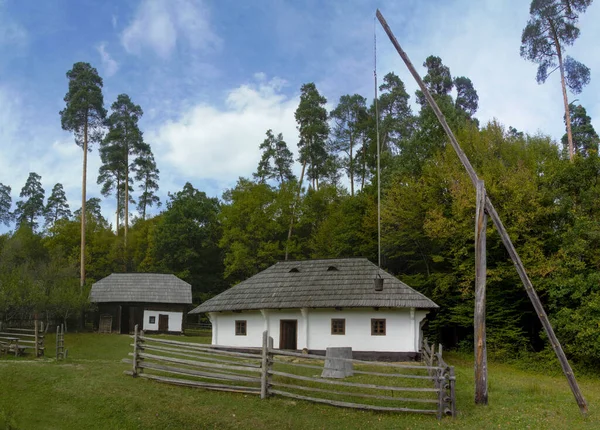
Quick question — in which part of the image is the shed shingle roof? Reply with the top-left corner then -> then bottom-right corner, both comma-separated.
90,273 -> 192,304
190,258 -> 437,313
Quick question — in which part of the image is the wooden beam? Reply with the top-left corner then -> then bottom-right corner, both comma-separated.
376,9 -> 588,414
271,389 -> 438,414
474,180 -> 488,405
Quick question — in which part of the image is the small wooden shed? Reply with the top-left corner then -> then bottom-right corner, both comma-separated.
90,273 -> 192,334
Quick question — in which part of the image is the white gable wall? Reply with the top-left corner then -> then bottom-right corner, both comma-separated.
208,308 -> 429,352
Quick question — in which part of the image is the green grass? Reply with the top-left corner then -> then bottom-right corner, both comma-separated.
1,333 -> 599,429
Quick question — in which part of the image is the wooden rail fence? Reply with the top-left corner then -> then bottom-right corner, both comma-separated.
421,338 -> 456,418
0,321 -> 45,357
56,324 -> 67,360
124,327 -> 456,419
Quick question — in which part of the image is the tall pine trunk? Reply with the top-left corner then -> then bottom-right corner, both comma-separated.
125,154 -> 129,247
361,143 -> 367,190
551,20 -> 574,161
285,159 -> 307,260
116,176 -> 120,235
350,135 -> 354,196
142,180 -> 148,221
80,120 -> 87,291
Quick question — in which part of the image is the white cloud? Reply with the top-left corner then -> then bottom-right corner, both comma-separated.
121,0 -> 221,58
111,14 -> 118,29
97,43 -> 119,77
149,76 -> 299,188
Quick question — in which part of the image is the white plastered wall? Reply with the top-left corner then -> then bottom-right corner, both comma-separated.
143,310 -> 183,332
208,308 -> 429,352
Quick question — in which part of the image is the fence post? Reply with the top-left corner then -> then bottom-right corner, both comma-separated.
133,324 -> 139,377
261,330 -> 269,399
268,336 -> 273,391
437,367 -> 444,420
34,319 -> 39,358
449,366 -> 456,418
56,325 -> 59,360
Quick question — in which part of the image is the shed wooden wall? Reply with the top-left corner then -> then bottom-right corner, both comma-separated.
94,303 -> 188,334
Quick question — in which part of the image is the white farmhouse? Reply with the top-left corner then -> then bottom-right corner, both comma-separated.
189,258 -> 438,360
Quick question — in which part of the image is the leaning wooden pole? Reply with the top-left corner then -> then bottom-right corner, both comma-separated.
376,9 -> 588,414
474,180 -> 488,405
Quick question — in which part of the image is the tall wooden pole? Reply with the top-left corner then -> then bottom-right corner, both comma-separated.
376,9 -> 588,414
474,180 -> 488,405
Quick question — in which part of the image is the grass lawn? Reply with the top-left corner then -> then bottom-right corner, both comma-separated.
1,332 -> 599,429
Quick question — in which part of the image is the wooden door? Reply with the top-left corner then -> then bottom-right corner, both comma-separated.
128,307 -> 138,333
158,314 -> 169,332
279,320 -> 298,350
120,305 -> 130,334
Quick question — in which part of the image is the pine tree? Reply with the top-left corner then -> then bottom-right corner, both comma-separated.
60,62 -> 106,288
14,172 -> 45,230
74,197 -> 108,226
561,103 -> 599,156
416,55 -> 453,105
98,136 -> 128,232
520,0 -> 593,161
0,183 -> 12,226
454,76 -> 479,118
377,72 -> 414,154
254,130 -> 295,185
134,146 -> 161,220
101,94 -> 145,245
45,183 -> 72,229
295,83 -> 330,190
330,94 -> 368,195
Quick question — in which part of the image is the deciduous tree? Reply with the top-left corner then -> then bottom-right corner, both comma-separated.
152,183 -> 224,299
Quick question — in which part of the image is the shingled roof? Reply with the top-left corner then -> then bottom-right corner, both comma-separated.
190,258 -> 437,313
90,273 -> 192,304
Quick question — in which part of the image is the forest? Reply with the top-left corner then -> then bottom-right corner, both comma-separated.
1,0 -> 599,368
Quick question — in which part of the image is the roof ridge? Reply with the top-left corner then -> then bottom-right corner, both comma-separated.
275,257 -> 370,264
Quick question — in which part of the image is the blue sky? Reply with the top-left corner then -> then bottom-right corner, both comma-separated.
1,0 -> 599,231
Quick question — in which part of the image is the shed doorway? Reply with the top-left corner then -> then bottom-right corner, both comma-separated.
120,306 -> 130,334
279,320 -> 297,350
158,314 -> 169,332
